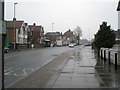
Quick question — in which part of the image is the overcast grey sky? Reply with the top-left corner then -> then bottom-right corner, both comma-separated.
5,0 -> 119,40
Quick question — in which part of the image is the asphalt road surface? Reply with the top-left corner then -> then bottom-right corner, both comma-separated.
4,46 -> 81,87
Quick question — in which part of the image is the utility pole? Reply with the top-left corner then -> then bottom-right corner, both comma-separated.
13,3 -> 18,50
89,28 -> 90,41
117,1 -> 120,52
0,0 -> 4,89
52,23 -> 54,44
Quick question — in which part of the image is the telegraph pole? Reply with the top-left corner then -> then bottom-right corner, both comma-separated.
13,3 -> 18,50
117,1 -> 120,52
52,23 -> 54,45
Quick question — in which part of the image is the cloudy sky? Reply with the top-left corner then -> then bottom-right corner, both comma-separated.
5,0 -> 119,40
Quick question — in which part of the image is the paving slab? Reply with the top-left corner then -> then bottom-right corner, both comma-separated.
50,46 -> 120,88
6,46 -> 120,89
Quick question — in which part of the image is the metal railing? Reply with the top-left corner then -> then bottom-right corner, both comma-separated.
100,48 -> 120,69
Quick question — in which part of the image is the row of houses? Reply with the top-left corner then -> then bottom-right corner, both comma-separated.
4,18 -> 77,49
45,29 -> 77,46
5,18 -> 44,49
6,19 -> 120,50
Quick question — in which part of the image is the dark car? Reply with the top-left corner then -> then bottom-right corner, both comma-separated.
85,43 -> 92,46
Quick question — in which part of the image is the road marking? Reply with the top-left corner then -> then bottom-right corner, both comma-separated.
4,67 -> 20,75
4,67 -> 13,73
13,74 -> 17,76
22,69 -> 27,76
5,71 -> 14,75
5,67 -> 35,76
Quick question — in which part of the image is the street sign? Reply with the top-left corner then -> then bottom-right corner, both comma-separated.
0,1 -> 6,35
2,21 -> 6,34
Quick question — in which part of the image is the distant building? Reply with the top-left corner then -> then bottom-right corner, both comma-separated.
6,19 -> 29,49
45,31 -> 62,45
29,23 -> 44,48
116,1 -> 120,44
114,30 -> 120,44
63,29 -> 76,45
80,39 -> 89,45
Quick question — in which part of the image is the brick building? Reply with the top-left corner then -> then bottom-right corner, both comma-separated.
45,31 -> 62,44
6,19 -> 29,49
63,29 -> 76,45
28,23 -> 44,48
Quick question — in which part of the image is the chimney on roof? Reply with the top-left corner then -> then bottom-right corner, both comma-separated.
13,17 -> 16,21
25,23 -> 28,26
33,23 -> 36,26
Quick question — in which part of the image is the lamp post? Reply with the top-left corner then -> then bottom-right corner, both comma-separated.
115,0 -> 120,80
52,23 -> 54,44
117,1 -> 120,30
117,1 -> 120,51
13,2 -> 17,50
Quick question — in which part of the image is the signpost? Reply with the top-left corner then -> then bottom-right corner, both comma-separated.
0,0 -> 4,89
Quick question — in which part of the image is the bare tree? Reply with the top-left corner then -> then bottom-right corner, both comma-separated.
74,26 -> 82,45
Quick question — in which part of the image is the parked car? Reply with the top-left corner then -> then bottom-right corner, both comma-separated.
73,43 -> 77,46
68,43 -> 74,48
56,40 -> 63,47
4,47 -> 9,53
85,43 -> 92,46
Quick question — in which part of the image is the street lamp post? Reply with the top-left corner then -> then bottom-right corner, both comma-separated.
52,23 -> 54,44
117,1 -> 120,68
13,3 -> 17,50
117,1 -> 120,51
117,1 -> 120,30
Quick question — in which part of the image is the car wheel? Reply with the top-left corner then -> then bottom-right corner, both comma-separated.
6,50 -> 9,53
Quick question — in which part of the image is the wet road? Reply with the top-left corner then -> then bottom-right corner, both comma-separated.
4,46 -> 80,87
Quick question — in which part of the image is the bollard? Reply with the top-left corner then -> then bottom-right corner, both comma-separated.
98,50 -> 100,57
104,50 -> 106,62
101,49 -> 103,59
115,53 -> 117,70
108,51 -> 111,65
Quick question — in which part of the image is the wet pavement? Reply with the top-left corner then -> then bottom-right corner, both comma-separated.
51,46 -> 120,88
6,46 -> 120,89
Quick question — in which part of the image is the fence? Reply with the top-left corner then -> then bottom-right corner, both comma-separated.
100,48 -> 120,66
